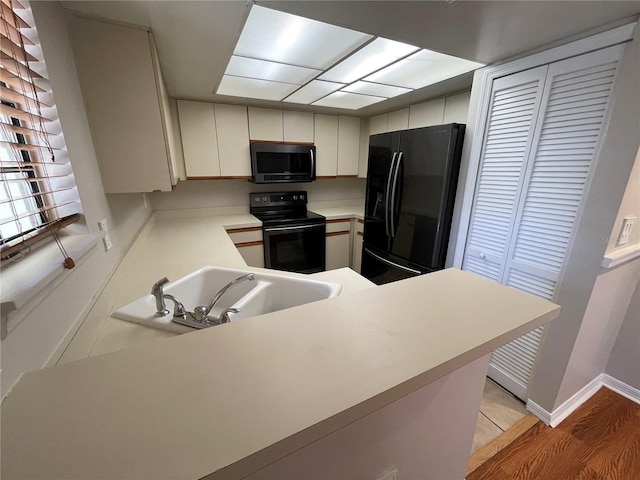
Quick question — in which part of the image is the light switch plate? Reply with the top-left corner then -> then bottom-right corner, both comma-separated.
616,216 -> 636,246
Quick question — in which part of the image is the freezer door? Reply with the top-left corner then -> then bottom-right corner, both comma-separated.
361,246 -> 426,285
363,132 -> 401,252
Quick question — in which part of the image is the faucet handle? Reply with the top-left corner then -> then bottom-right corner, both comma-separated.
218,307 -> 240,324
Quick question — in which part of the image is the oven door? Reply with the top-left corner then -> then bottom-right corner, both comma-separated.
263,223 -> 326,274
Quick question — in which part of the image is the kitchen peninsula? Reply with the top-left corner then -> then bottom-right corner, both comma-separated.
1,208 -> 560,480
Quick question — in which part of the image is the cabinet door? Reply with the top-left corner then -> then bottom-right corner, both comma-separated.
443,91 -> 471,124
337,116 -> 360,176
314,114 -> 339,177
462,66 -> 549,283
177,100 -> 220,177
283,111 -> 314,142
408,98 -> 445,129
369,114 -> 388,135
216,104 -> 251,177
70,17 -> 173,192
326,219 -> 351,270
387,108 -> 409,132
248,107 -> 283,141
352,219 -> 364,273
490,46 -> 624,399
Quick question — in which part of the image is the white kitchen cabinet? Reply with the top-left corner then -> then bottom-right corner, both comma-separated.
369,114 -> 388,135
70,16 -> 177,193
461,45 -> 624,400
226,226 -> 264,268
248,107 -> 283,141
351,219 -> 364,273
215,104 -> 251,177
408,98 -> 446,129
387,108 -> 410,131
337,116 -> 360,176
442,91 -> 471,124
326,219 -> 351,270
177,100 -> 220,177
283,111 -> 314,142
314,114 -> 339,177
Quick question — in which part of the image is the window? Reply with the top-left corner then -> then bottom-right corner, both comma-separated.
0,0 -> 81,263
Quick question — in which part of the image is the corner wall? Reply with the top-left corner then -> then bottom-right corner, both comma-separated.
1,1 -> 152,396
528,27 -> 640,412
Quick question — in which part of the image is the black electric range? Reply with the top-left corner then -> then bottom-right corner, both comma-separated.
250,192 -> 326,273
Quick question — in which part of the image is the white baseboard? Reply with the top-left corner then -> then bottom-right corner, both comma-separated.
526,374 -> 640,427
602,374 -> 640,404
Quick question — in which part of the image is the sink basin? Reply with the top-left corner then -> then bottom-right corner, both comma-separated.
112,266 -> 342,333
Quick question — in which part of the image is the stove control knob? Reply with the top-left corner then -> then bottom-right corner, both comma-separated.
293,195 -> 298,200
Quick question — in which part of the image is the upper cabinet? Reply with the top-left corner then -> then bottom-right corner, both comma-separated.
177,101 -> 250,178
70,16 -> 177,193
283,111 -> 314,143
314,114 -> 361,177
248,107 -> 283,141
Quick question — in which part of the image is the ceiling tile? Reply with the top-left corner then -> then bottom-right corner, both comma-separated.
217,76 -> 299,101
342,81 -> 411,98
233,5 -> 372,70
365,49 -> 484,89
312,91 -> 386,109
282,80 -> 345,104
319,38 -> 419,83
225,56 -> 320,84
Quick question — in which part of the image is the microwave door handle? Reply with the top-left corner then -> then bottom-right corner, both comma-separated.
385,152 -> 397,238
310,148 -> 316,180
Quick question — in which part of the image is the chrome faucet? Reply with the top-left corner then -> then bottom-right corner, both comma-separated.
194,273 -> 255,322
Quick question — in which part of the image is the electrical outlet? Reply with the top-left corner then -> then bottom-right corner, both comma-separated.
98,218 -> 108,231
103,235 -> 113,252
376,467 -> 398,480
616,216 -> 636,246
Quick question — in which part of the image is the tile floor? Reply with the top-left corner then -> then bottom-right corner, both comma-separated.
471,378 -> 529,453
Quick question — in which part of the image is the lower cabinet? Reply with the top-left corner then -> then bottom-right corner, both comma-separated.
325,219 -> 351,271
352,219 -> 364,273
226,227 -> 264,268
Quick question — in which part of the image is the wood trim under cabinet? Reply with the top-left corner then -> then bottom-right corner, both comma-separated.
326,230 -> 350,237
234,240 -> 263,248
186,176 -> 252,180
326,219 -> 351,224
356,231 -> 363,237
357,219 -> 364,224
249,140 -> 314,145
226,226 -> 262,234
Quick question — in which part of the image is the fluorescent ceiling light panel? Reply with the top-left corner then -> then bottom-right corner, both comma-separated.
217,75 -> 299,101
233,5 -> 372,70
365,50 -> 485,89
225,56 -> 320,85
342,81 -> 411,98
312,91 -> 385,110
319,38 -> 419,84
283,80 -> 345,104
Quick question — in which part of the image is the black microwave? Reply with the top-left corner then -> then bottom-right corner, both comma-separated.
250,143 -> 316,184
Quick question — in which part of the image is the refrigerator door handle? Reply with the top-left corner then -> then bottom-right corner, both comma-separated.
385,152 -> 397,237
390,151 -> 403,238
364,247 -> 422,275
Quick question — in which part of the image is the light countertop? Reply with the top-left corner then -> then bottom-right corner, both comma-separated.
1,206 -> 560,479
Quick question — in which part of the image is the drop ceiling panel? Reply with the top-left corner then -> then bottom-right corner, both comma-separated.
313,91 -> 385,109
283,80 -> 345,104
225,56 -> 320,84
217,76 -> 299,101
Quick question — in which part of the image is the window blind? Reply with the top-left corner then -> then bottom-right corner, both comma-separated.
0,0 -> 81,263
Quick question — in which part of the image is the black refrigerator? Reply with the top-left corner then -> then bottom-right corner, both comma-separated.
361,123 -> 465,285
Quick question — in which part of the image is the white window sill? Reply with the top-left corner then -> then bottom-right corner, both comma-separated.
1,233 -> 101,333
601,244 -> 640,268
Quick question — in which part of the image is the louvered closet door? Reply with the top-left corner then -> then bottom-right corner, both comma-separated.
462,66 -> 548,280
487,45 -> 625,400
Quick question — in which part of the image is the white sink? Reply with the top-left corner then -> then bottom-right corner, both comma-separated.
112,266 -> 342,333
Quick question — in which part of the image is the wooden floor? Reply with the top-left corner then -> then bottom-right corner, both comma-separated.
467,387 -> 640,480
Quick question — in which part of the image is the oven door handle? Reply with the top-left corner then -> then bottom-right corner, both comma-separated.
264,224 -> 323,233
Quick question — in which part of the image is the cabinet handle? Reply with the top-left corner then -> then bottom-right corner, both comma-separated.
479,252 -> 486,259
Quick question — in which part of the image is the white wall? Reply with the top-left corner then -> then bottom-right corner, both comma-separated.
528,27 -> 640,412
149,177 -> 366,211
606,276 -> 640,389
1,1 -> 152,396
